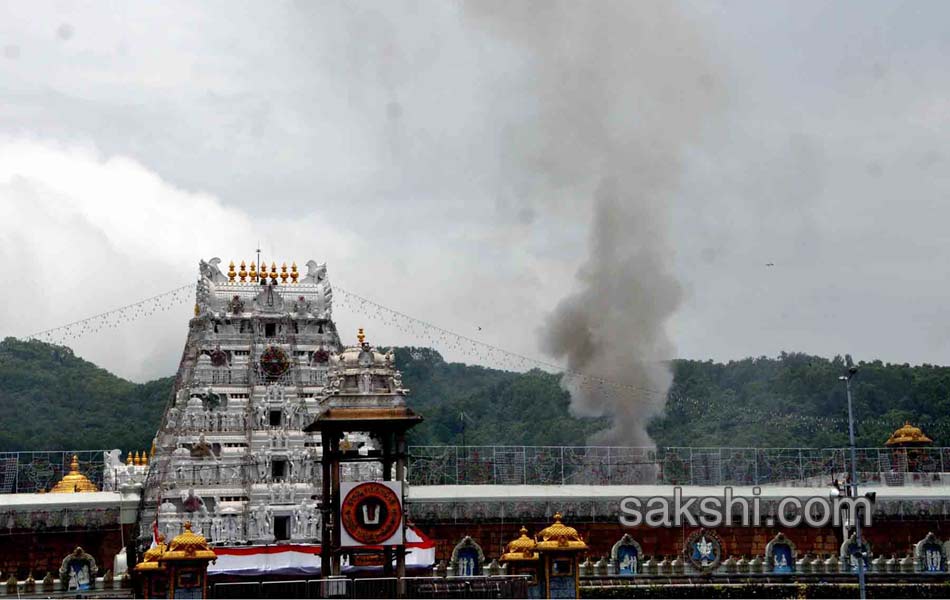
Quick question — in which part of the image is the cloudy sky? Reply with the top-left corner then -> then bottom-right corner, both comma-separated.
1,1 -> 949,383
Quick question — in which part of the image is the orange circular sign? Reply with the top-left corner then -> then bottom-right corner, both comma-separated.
340,483 -> 402,545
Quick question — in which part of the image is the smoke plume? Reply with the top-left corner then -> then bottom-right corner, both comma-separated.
466,1 -> 725,446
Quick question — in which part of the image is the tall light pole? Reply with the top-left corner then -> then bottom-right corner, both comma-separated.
839,366 -> 866,600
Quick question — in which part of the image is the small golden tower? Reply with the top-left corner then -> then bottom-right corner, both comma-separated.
290,262 -> 298,283
227,261 -> 236,282
238,261 -> 247,282
280,262 -> 288,283
159,522 -> 217,599
249,261 -> 257,282
50,456 -> 99,493
269,262 -> 278,282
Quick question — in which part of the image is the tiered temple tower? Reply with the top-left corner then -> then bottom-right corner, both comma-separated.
137,257 -> 381,552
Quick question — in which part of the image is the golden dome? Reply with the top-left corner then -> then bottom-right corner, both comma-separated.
500,526 -> 538,562
886,421 -> 933,447
161,522 -> 217,561
49,456 -> 99,493
536,512 -> 587,551
134,535 -> 167,571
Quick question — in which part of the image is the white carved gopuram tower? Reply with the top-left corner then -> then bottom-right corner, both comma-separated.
138,257 -> 394,555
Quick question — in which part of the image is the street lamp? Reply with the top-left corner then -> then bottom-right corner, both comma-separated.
839,365 -> 866,600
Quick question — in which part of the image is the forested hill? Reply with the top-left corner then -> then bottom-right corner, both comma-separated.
2,337 -> 948,452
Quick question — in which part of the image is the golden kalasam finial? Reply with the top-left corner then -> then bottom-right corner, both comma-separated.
280,262 -> 288,283
290,262 -> 298,283
142,450 -> 148,466
239,261 -> 248,282
357,328 -> 366,345
126,452 -> 133,466
270,262 -> 278,281
133,451 -> 141,466
227,261 -> 236,283
249,261 -> 258,281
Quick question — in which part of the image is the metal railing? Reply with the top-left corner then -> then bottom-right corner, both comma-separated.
0,450 -> 106,494
4,446 -> 950,493
407,445 -> 950,487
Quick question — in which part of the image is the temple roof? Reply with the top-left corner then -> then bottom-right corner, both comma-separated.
162,522 -> 217,561
49,456 -> 98,493
536,512 -> 587,551
500,526 -> 538,562
885,421 -> 933,447
135,536 -> 168,571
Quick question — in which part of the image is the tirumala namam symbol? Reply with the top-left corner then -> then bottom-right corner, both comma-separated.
362,504 -> 381,525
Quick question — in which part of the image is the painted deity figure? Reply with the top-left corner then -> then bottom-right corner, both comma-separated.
618,547 -> 638,575
927,548 -> 942,571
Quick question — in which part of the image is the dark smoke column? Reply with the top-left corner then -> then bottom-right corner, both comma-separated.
464,1 -> 724,446
541,172 -> 681,448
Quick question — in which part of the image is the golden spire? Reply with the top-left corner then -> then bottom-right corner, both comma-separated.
270,262 -> 278,282
536,511 -> 586,551
134,451 -> 141,466
501,526 -> 538,562
142,450 -> 149,466
227,261 -> 236,283
260,262 -> 268,281
162,521 -> 217,561
239,261 -> 247,282
250,261 -> 258,282
126,452 -> 133,466
49,455 -> 98,493
290,262 -> 298,283
357,328 -> 366,345
280,262 -> 288,283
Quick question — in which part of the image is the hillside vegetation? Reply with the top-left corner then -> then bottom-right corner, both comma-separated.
1,338 -> 946,452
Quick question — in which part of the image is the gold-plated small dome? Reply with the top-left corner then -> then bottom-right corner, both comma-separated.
49,456 -> 98,493
536,512 -> 587,551
501,526 -> 538,562
134,535 -> 168,571
162,522 -> 216,561
886,421 -> 933,447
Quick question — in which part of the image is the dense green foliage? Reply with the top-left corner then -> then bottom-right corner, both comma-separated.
390,347 -> 606,446
1,338 -> 947,451
0,337 -> 171,452
653,352 -> 950,448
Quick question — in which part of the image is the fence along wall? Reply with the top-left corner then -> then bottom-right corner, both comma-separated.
3,446 -> 950,493
407,445 -> 950,487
